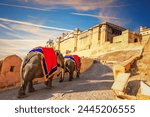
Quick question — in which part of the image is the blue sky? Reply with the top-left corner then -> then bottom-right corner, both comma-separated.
0,0 -> 149,58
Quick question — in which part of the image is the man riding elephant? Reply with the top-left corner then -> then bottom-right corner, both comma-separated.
18,47 -> 64,98
59,55 -> 81,82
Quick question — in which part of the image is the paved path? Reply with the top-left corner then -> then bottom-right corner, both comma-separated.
0,63 -> 115,100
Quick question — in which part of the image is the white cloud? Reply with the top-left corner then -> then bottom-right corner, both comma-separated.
0,18 -> 73,31
72,12 -> 121,20
0,39 -> 46,58
0,23 -> 14,32
0,18 -> 70,58
0,2 -> 53,11
71,10 -> 126,27
6,23 -> 64,40
20,0 -> 129,26
21,0 -> 115,11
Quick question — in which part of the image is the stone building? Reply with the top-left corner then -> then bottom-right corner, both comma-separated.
0,55 -> 22,89
53,22 -> 144,55
54,22 -> 126,53
140,26 -> 150,36
113,30 -> 142,43
140,26 -> 150,45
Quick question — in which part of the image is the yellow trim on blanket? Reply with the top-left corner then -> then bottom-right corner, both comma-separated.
40,54 -> 48,81
29,51 -> 57,82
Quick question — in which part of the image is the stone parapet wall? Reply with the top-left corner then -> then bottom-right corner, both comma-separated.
52,22 -> 146,57
0,55 -> 22,89
113,30 -> 142,44
54,22 -> 127,55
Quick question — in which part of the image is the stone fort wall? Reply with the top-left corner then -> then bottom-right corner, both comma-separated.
53,22 -> 147,55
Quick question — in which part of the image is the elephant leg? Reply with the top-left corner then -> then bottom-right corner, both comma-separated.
77,71 -> 79,78
28,80 -> 35,93
45,78 -> 53,88
59,68 -> 65,82
47,78 -> 52,88
59,74 -> 64,83
18,79 -> 28,98
77,70 -> 80,78
69,72 -> 73,81
59,78 -> 64,82
18,67 -> 35,98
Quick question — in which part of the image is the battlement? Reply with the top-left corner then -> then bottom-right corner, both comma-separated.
140,26 -> 150,36
51,22 -> 149,56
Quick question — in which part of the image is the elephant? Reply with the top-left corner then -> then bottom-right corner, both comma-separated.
17,50 -> 64,98
59,56 -> 81,82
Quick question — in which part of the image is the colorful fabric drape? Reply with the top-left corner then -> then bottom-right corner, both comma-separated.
29,47 -> 57,81
64,55 -> 80,69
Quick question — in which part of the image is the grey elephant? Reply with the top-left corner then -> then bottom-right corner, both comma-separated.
59,55 -> 81,82
17,48 -> 64,98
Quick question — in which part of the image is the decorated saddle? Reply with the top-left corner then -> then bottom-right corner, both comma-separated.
64,55 -> 80,70
29,46 -> 57,81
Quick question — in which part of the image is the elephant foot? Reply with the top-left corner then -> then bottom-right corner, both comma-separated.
18,88 -> 26,98
17,94 -> 28,98
76,71 -> 80,78
77,74 -> 80,78
47,84 -> 52,89
45,81 -> 52,87
46,85 -> 52,89
46,86 -> 52,89
59,78 -> 64,83
28,88 -> 35,93
45,82 -> 52,89
69,78 -> 72,81
17,91 -> 27,98
45,79 -> 52,88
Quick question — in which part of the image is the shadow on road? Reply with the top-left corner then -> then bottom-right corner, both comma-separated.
0,62 -> 114,100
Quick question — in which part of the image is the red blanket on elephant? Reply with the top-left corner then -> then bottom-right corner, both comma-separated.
72,55 -> 80,69
29,47 -> 57,80
64,55 -> 80,70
